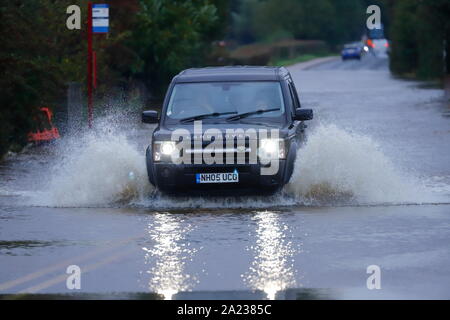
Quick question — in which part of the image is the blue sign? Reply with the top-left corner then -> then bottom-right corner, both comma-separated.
92,4 -> 109,33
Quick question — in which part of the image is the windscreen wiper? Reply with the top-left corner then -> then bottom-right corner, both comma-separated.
226,108 -> 280,121
180,111 -> 237,123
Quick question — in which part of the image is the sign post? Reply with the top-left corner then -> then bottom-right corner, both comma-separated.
87,3 -> 109,128
87,2 -> 93,128
92,4 -> 109,33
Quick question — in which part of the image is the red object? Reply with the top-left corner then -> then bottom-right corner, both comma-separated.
28,107 -> 60,142
93,50 -> 97,89
87,2 -> 93,128
366,39 -> 374,48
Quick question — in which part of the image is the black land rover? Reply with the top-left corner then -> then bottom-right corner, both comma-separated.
142,66 -> 313,195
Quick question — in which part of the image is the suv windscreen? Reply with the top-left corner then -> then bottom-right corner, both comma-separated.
165,81 -> 285,122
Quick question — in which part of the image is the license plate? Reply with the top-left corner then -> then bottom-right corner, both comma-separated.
196,172 -> 239,184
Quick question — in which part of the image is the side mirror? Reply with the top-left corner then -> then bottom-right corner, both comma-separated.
294,108 -> 313,121
142,110 -> 159,124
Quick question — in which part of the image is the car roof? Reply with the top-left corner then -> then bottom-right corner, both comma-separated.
173,66 -> 290,83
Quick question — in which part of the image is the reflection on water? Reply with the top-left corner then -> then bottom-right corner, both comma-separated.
243,211 -> 297,300
0,288 -> 334,300
143,213 -> 197,300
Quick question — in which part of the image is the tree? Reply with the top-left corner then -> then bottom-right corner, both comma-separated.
389,0 -> 450,79
0,0 -> 227,157
228,0 -> 370,47
0,0 -> 86,155
388,0 -> 419,76
128,0 -> 225,96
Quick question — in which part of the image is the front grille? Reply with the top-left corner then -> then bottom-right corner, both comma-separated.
183,166 -> 252,174
182,137 -> 257,165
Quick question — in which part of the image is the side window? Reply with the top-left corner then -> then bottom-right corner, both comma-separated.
288,82 -> 299,112
289,81 -> 301,109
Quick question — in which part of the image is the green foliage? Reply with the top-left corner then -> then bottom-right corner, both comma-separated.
0,0 -> 226,157
230,0 -> 259,43
229,40 -> 329,65
129,0 -> 224,95
388,0 -> 419,75
10,0 -> 448,158
389,0 -> 450,79
229,0 -> 367,47
269,53 -> 334,67
0,0 -> 86,156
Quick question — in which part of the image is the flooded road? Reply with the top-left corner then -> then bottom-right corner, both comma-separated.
1,54 -> 449,299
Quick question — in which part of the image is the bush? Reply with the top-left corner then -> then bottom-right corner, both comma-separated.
272,40 -> 328,60
389,0 -> 450,80
229,43 -> 273,65
229,39 -> 328,66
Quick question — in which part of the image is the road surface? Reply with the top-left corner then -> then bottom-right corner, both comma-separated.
1,54 -> 449,299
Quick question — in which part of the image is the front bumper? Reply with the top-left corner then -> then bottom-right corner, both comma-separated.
342,52 -> 361,59
151,161 -> 287,195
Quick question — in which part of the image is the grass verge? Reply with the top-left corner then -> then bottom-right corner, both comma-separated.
269,53 -> 336,67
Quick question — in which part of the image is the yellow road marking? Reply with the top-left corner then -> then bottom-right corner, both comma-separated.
18,247 -> 136,294
0,233 -> 145,292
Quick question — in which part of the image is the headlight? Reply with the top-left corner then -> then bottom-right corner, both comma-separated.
161,141 -> 175,155
259,138 -> 286,161
153,141 -> 176,162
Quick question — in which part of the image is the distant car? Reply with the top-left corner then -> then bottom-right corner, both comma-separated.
366,38 -> 389,57
341,44 -> 362,60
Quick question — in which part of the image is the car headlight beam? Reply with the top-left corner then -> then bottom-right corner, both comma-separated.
153,141 -> 177,162
259,138 -> 286,161
161,141 -> 175,155
260,139 -> 278,153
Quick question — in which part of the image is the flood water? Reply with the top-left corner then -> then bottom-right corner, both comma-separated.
1,55 -> 449,299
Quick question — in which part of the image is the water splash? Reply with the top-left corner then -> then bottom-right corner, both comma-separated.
30,115 -> 446,208
286,124 -> 436,205
31,115 -> 152,207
